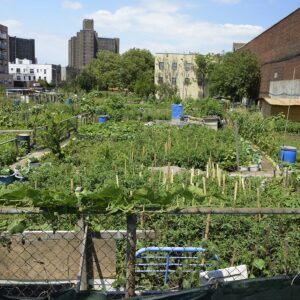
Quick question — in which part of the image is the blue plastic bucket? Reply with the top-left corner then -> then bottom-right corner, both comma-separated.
66,98 -> 72,105
279,146 -> 297,164
99,115 -> 108,123
171,104 -> 183,119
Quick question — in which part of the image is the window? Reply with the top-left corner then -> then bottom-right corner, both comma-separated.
10,68 -> 13,71
159,62 -> 164,70
184,78 -> 190,85
172,62 -> 177,70
33,76 -> 36,80
172,77 -> 177,85
37,69 -> 39,73
158,76 -> 163,84
44,69 -> 46,74
28,76 -> 31,81
44,76 -> 46,80
185,62 -> 192,71
39,76 -> 41,80
16,68 -> 20,73
30,69 -> 34,74
24,76 -> 26,80
16,76 -> 21,80
23,69 -> 26,73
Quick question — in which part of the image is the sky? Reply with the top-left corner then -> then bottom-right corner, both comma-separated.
0,0 -> 299,66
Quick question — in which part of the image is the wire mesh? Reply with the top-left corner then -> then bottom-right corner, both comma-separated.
0,212 -> 299,299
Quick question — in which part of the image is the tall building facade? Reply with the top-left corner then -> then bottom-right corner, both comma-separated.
155,53 -> 202,99
0,24 -> 13,87
68,19 -> 120,70
9,36 -> 35,63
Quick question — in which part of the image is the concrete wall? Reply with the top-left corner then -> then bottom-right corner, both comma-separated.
240,8 -> 300,97
269,79 -> 300,98
155,53 -> 202,99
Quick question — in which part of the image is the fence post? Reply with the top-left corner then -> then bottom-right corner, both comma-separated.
125,213 -> 137,298
77,215 -> 89,292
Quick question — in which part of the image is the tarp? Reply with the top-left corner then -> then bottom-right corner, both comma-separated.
0,276 -> 299,300
131,276 -> 300,300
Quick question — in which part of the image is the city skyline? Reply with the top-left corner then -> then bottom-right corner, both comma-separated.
0,0 -> 299,66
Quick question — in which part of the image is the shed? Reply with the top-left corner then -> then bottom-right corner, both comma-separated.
261,98 -> 300,122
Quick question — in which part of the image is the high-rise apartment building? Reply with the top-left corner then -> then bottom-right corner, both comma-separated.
68,19 -> 120,70
0,24 -> 12,87
9,36 -> 36,63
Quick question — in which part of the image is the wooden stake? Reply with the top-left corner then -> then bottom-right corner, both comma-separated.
116,175 -> 119,188
234,181 -> 238,205
257,187 -> 261,221
170,169 -> 174,184
190,168 -> 194,186
231,248 -> 237,267
203,177 -> 207,196
222,174 -> 226,194
70,178 -> 74,191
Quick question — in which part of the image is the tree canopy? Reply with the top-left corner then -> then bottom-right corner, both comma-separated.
76,48 -> 155,98
209,50 -> 260,102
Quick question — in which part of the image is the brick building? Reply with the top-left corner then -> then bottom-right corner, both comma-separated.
240,8 -> 300,98
68,19 -> 120,70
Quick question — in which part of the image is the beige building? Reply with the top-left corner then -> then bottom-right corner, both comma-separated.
155,53 -> 202,99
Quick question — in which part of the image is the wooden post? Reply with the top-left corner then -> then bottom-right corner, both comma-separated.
202,177 -> 207,196
234,121 -> 240,170
125,214 -> 137,298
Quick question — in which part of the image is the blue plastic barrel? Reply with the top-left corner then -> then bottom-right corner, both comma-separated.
279,146 -> 297,164
66,98 -> 72,105
99,115 -> 108,123
171,104 -> 183,119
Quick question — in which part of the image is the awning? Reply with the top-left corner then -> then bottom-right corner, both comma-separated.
262,97 -> 300,106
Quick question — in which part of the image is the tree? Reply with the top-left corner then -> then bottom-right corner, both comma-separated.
120,48 -> 154,93
195,53 -> 221,98
134,70 -> 155,99
209,50 -> 260,102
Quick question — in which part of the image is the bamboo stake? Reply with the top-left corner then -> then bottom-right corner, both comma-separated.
203,177 -> 207,196
170,169 -> 174,184
124,160 -> 127,178
116,175 -> 119,188
222,174 -> 226,194
167,162 -> 171,183
206,163 -> 209,178
257,187 -> 261,221
231,248 -> 237,267
234,181 -> 238,205
190,168 -> 194,186
70,179 -> 74,191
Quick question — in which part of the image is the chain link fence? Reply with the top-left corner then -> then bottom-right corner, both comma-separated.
0,211 -> 299,299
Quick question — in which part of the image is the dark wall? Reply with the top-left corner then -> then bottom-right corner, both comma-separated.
9,36 -> 35,63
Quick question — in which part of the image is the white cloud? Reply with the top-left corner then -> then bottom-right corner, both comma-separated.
0,19 -> 22,33
62,1 -> 82,10
213,0 -> 240,4
86,1 -> 263,54
0,19 -> 67,65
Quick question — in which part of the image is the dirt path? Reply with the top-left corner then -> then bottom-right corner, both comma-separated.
10,139 -> 70,169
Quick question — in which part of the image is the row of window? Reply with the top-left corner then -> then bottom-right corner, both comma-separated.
158,61 -> 192,71
158,77 -> 190,85
16,75 -> 47,81
12,68 -> 47,74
